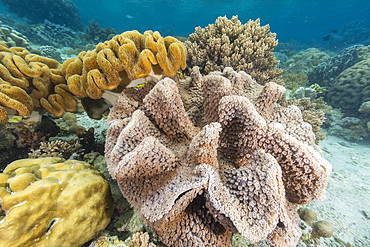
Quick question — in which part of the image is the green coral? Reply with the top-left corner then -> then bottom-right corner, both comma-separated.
327,57 -> 370,111
282,48 -> 329,74
283,72 -> 309,93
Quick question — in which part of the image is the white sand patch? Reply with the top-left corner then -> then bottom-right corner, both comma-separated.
308,135 -> 370,246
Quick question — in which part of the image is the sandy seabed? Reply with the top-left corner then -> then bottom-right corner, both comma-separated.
307,134 -> 370,246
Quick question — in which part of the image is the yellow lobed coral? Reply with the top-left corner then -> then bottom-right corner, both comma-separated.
185,16 -> 282,85
61,30 -> 187,99
0,42 -> 77,120
105,66 -> 331,246
0,157 -> 114,247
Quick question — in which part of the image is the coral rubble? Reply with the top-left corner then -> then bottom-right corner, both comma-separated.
105,66 -> 331,246
0,157 -> 114,247
185,16 -> 282,85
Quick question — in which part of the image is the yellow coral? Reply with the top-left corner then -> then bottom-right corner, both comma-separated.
0,84 -> 33,121
0,157 -> 114,247
62,30 -> 187,99
0,42 -> 77,119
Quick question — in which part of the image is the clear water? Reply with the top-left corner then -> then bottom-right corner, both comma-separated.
72,0 -> 369,43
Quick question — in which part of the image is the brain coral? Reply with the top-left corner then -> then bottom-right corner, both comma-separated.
185,15 -> 282,85
61,30 -> 187,99
327,58 -> 370,111
105,66 -> 331,246
0,157 -> 114,247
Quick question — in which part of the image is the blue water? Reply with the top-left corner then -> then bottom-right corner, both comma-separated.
72,0 -> 369,43
1,0 -> 369,44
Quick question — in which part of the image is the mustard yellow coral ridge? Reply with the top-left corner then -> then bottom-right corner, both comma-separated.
0,157 -> 114,247
0,30 -> 186,120
61,30 -> 187,99
0,42 -> 77,120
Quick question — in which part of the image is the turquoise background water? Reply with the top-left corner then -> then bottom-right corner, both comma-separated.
72,0 -> 370,43
0,0 -> 369,44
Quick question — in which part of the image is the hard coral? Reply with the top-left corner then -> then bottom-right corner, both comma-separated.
185,15 -> 282,85
0,157 -> 114,247
0,42 -> 77,120
105,66 -> 331,246
62,30 -> 187,99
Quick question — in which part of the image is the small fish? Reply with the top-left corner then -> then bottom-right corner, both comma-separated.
331,29 -> 339,33
323,34 -> 332,41
81,96 -> 113,120
125,15 -> 134,19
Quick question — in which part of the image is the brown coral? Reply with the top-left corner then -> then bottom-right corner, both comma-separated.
0,42 -> 77,119
105,66 -> 331,247
62,30 -> 187,99
185,16 -> 282,85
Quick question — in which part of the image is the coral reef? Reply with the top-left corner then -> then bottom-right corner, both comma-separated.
327,57 -> 370,112
28,139 -> 81,158
62,30 -> 187,99
0,24 -> 30,48
324,109 -> 369,142
185,16 -> 282,85
26,20 -> 81,48
0,42 -> 77,120
359,101 -> 370,113
81,21 -> 117,45
0,0 -> 83,30
308,45 -> 370,87
281,97 -> 327,143
281,48 -> 329,74
283,72 -> 309,93
105,66 -> 331,246
0,157 -> 114,247
38,45 -> 63,63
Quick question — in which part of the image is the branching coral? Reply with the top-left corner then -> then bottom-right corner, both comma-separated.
185,16 -> 282,85
62,30 -> 187,99
28,139 -> 81,158
0,42 -> 77,120
105,66 -> 331,246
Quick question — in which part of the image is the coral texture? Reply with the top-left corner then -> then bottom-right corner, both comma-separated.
0,0 -> 83,30
105,66 -> 331,247
0,42 -> 77,120
327,58 -> 370,111
185,15 -> 282,85
281,48 -> 329,74
62,30 -> 187,99
308,45 -> 370,87
0,157 -> 114,247
0,25 -> 30,48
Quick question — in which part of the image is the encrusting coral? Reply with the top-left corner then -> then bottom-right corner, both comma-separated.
0,42 -> 77,120
0,157 -> 114,247
61,30 -> 187,99
185,15 -> 282,85
105,66 -> 331,246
